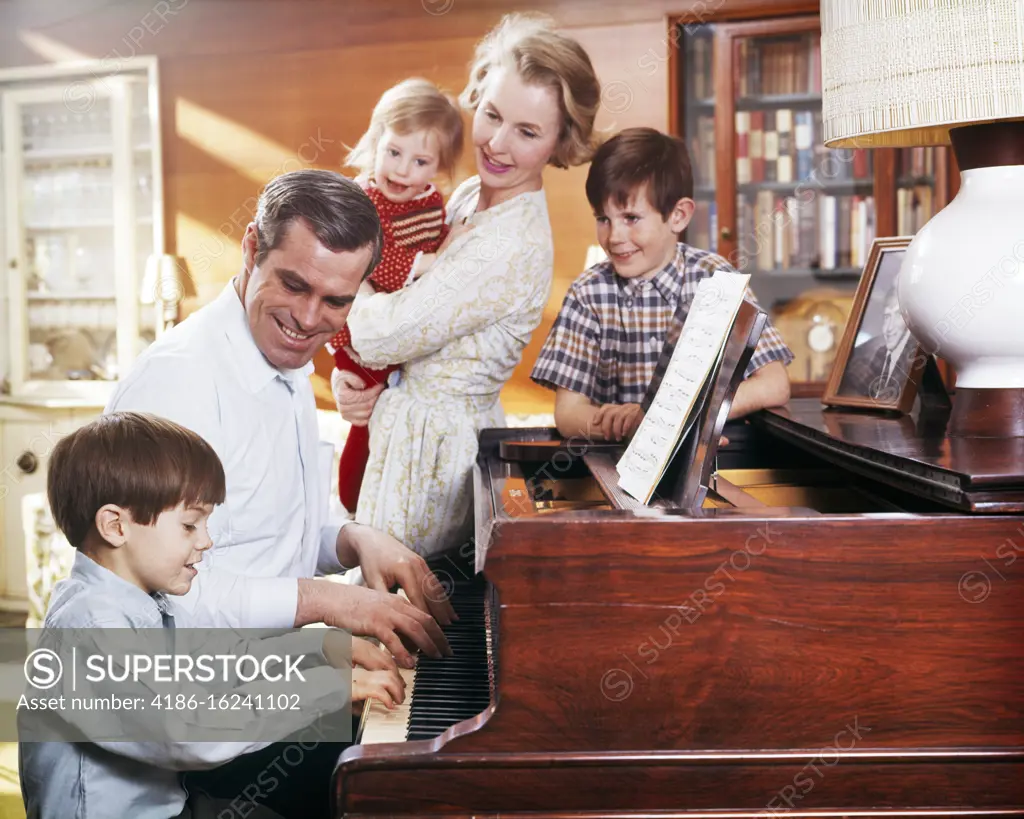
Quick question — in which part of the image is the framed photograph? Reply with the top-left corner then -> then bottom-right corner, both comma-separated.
822,237 -> 927,413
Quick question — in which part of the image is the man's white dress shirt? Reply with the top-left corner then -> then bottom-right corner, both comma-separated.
106,284 -> 349,628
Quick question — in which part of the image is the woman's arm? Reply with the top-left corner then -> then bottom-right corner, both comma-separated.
347,204 -> 549,367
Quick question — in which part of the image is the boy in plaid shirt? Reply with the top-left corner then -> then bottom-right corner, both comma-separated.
532,127 -> 793,441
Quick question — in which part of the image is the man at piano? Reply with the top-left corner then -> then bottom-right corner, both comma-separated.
105,169 -> 455,818
532,127 -> 794,442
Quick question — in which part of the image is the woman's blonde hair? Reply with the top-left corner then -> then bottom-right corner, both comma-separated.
459,14 -> 600,169
345,78 -> 464,179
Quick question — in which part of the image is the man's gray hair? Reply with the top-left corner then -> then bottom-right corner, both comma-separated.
254,169 -> 383,279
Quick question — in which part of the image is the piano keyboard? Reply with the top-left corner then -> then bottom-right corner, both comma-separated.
359,575 -> 494,745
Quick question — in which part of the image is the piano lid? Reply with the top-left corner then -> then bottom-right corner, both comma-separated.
758,399 -> 1024,513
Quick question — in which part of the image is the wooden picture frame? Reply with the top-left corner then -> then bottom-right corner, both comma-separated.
822,237 -> 927,414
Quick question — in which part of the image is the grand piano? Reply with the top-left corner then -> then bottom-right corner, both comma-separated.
333,305 -> 1024,816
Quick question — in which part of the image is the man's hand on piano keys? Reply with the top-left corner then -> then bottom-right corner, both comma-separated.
319,584 -> 450,668
352,666 -> 406,711
349,525 -> 458,630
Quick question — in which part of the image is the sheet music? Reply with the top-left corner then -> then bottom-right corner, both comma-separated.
617,271 -> 751,503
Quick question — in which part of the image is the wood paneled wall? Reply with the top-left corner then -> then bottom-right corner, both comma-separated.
0,0 -> 776,412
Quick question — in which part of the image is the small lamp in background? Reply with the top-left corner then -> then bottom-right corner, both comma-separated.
141,254 -> 191,336
820,1 -> 1024,436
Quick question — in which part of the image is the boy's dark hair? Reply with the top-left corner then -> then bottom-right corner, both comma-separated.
585,127 -> 694,219
47,412 -> 226,549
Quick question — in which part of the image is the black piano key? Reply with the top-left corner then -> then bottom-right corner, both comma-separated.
409,686 -> 489,696
408,705 -> 480,716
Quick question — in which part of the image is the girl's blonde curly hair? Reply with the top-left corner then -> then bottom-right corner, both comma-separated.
345,78 -> 464,179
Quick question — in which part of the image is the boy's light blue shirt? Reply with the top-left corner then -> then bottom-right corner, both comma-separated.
20,551 -> 194,819
20,552 -> 348,818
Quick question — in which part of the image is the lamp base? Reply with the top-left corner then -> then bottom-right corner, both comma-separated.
949,388 -> 1024,438
898,120 -> 1024,438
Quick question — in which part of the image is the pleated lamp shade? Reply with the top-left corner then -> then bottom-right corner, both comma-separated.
820,0 -> 1024,148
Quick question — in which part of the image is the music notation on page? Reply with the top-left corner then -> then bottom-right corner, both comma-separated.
616,271 -> 751,504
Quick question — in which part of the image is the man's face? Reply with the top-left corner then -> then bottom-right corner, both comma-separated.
881,298 -> 909,351
239,218 -> 373,370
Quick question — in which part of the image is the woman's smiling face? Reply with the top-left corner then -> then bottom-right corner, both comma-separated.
472,65 -> 562,199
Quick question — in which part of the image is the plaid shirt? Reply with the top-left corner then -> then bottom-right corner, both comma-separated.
531,243 -> 794,405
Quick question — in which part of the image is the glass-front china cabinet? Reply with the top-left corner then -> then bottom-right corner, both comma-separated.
0,57 -> 164,608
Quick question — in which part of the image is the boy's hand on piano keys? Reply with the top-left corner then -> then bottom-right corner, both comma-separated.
352,666 -> 406,710
351,636 -> 399,673
593,403 -> 644,441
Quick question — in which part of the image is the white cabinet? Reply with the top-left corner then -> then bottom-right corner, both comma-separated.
1,57 -> 165,404
0,401 -> 98,607
0,58 -> 164,609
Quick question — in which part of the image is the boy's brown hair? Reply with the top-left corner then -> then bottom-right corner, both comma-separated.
585,127 -> 694,219
47,412 -> 226,549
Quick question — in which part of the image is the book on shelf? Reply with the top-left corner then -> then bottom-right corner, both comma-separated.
737,108 -> 872,186
776,109 -> 794,183
736,32 -> 821,98
820,195 -> 837,271
686,200 -> 719,255
763,110 -> 778,182
837,197 -> 852,268
897,185 -> 934,235
736,191 -> 876,273
794,110 -> 813,181
738,39 -> 750,98
755,189 -> 774,270
736,111 -> 751,184
750,111 -> 765,182
898,146 -> 936,180
849,196 -> 875,270
688,34 -> 714,102
689,115 -> 716,189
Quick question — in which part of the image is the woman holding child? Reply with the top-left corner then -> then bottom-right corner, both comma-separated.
334,15 -> 601,557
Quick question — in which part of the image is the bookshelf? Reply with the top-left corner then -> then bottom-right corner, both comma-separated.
674,11 -> 957,394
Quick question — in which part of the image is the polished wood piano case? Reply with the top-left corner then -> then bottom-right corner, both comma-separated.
333,396 -> 1024,817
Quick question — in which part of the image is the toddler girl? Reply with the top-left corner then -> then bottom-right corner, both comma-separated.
329,78 -> 464,511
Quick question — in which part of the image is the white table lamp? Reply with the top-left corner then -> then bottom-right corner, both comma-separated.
820,0 -> 1024,436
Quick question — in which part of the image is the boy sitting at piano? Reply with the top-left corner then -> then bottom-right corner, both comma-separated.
20,411 -> 404,819
531,127 -> 794,442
